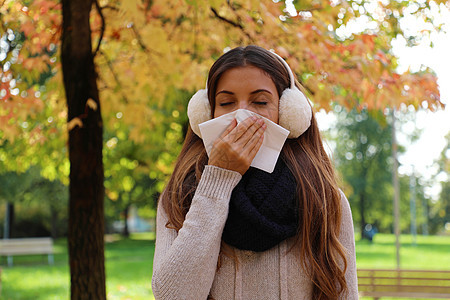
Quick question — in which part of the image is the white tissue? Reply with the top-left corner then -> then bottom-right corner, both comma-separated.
198,109 -> 289,173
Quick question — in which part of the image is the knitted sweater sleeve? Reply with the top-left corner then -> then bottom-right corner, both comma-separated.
338,191 -> 359,299
151,165 -> 242,300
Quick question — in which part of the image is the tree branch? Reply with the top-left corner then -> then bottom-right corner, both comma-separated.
93,0 -> 105,57
100,5 -> 119,11
130,25 -> 162,56
210,7 -> 253,41
131,25 -> 149,52
99,50 -> 129,103
297,6 -> 323,13
210,7 -> 243,30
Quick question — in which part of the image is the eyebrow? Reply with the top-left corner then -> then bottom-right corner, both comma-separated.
216,90 -> 234,96
250,89 -> 273,95
215,89 -> 273,96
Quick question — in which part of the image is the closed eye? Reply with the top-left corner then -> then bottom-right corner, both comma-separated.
254,101 -> 268,105
219,102 -> 234,106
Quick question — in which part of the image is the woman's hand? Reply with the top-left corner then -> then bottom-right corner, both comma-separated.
208,116 -> 266,175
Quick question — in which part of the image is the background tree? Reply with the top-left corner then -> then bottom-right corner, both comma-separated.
2,0 -> 444,154
429,132 -> 450,234
0,166 -> 67,239
333,107 -> 394,237
398,173 -> 429,235
0,170 -> 35,238
61,0 -> 106,298
103,128 -> 157,237
332,106 -> 439,238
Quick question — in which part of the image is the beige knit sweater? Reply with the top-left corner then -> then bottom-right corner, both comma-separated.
152,165 -> 359,300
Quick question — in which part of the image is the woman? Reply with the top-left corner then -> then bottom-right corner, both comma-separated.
152,45 -> 358,299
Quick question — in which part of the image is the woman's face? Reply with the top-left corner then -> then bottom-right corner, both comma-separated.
213,65 -> 279,123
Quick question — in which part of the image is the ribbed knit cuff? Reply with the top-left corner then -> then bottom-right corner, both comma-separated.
195,165 -> 242,201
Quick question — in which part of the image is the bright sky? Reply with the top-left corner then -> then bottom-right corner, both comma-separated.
314,2 -> 450,200
392,4 -> 450,199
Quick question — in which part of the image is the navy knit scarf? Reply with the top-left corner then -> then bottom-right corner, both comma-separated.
222,157 -> 299,252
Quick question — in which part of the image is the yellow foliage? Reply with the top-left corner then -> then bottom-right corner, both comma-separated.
2,0 -> 444,189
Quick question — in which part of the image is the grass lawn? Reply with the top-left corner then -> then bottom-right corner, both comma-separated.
0,232 -> 156,300
0,233 -> 448,299
356,233 -> 450,269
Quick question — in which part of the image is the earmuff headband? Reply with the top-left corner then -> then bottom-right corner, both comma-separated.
270,51 -> 296,90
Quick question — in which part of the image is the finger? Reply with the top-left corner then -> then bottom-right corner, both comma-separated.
243,122 -> 265,151
210,119 -> 235,158
227,116 -> 258,142
219,118 -> 238,140
246,128 -> 265,159
237,118 -> 265,148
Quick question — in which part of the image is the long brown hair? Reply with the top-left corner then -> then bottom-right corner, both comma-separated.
161,45 -> 348,299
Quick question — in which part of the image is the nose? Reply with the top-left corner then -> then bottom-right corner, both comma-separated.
238,101 -> 248,110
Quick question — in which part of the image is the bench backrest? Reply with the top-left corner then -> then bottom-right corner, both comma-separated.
0,237 -> 54,256
358,269 -> 450,298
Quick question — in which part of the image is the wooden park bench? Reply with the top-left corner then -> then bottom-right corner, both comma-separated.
358,268 -> 450,299
0,237 -> 54,267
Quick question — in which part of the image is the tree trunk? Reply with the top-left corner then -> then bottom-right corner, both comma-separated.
123,205 -> 130,238
3,202 -> 14,238
61,0 -> 106,299
8,203 -> 14,237
50,205 -> 58,239
359,192 -> 367,240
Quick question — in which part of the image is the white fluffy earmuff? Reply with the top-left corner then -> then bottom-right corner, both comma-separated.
272,52 -> 312,139
187,51 -> 312,139
187,89 -> 211,138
